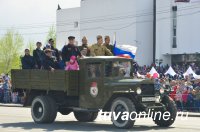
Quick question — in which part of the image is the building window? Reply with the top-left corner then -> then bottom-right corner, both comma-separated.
74,21 -> 78,28
173,28 -> 176,36
172,36 -> 177,48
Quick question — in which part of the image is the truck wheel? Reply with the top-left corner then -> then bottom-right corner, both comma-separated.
31,96 -> 57,123
74,111 -> 98,122
111,97 -> 136,129
153,96 -> 177,127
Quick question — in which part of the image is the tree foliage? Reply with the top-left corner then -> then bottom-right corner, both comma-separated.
27,40 -> 35,56
46,26 -> 56,47
0,30 -> 24,74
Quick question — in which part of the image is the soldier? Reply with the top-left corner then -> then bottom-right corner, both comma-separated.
43,49 -> 59,71
61,36 -> 82,63
90,35 -> 113,56
79,36 -> 90,56
21,49 -> 35,69
103,36 -> 114,54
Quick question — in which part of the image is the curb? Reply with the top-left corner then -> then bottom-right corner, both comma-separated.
0,103 -> 23,107
177,112 -> 200,118
188,113 -> 200,118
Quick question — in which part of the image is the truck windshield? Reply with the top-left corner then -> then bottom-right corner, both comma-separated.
87,63 -> 101,79
105,61 -> 132,78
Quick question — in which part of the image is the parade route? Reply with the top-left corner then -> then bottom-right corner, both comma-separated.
0,106 -> 200,132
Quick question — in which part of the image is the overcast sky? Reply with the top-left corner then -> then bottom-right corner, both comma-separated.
0,0 -> 80,45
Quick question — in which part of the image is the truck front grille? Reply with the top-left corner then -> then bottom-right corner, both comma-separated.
140,84 -> 155,96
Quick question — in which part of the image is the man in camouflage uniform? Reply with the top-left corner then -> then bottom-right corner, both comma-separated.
103,36 -> 114,54
90,35 -> 113,56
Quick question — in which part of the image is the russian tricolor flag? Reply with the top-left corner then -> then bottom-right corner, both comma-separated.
113,33 -> 137,59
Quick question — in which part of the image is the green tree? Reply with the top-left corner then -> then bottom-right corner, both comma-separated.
0,30 -> 24,73
46,26 -> 56,47
27,40 -> 35,56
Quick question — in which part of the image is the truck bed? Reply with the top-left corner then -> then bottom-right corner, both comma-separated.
11,70 -> 79,96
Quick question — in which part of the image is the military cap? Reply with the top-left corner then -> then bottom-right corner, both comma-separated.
68,36 -> 75,40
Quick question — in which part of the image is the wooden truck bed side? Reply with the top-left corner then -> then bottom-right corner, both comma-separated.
11,69 -> 79,96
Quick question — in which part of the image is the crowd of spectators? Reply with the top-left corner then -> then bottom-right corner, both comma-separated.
135,62 -> 200,77
0,73 -> 24,104
135,62 -> 200,112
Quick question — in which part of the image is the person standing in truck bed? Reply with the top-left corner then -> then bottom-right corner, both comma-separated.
79,36 -> 90,56
103,36 -> 114,54
90,35 -> 113,56
61,36 -> 82,63
43,49 -> 59,71
33,42 -> 45,69
43,38 -> 60,62
21,49 -> 35,69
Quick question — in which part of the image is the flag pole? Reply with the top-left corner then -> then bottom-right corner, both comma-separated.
113,32 -> 116,45
153,0 -> 156,64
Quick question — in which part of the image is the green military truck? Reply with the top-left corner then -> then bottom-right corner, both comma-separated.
11,56 -> 177,129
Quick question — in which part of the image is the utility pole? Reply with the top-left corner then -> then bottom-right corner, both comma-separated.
153,0 -> 156,64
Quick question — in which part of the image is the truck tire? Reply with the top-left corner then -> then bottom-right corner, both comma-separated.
31,96 -> 57,124
46,96 -> 57,123
153,96 -> 177,127
111,97 -> 136,129
74,111 -> 98,122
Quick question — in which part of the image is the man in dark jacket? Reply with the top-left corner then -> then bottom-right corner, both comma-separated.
43,38 -> 60,62
43,49 -> 59,71
33,42 -> 45,69
21,49 -> 35,69
61,36 -> 82,63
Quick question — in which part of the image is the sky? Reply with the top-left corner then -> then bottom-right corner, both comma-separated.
0,0 -> 81,45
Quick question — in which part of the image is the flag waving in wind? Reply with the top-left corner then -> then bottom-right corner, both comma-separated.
113,33 -> 137,59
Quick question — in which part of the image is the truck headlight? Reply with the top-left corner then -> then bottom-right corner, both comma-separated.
136,87 -> 142,95
159,88 -> 164,94
155,96 -> 161,103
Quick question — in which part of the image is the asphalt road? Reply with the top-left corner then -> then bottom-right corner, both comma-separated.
0,106 -> 200,132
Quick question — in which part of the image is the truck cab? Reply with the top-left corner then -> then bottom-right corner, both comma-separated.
11,56 -> 177,129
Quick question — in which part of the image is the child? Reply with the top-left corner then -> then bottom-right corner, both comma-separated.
65,56 -> 79,71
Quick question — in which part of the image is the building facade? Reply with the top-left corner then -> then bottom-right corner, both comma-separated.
156,0 -> 200,66
56,7 -> 80,50
56,0 -> 200,66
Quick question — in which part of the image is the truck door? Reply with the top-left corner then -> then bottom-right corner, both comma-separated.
79,62 -> 104,109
